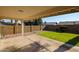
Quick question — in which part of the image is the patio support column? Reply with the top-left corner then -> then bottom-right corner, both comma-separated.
40,23 -> 42,31
0,26 -> 2,39
21,20 -> 24,36
30,21 -> 32,32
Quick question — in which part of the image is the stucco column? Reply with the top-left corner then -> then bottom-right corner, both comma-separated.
21,20 -> 24,36
0,26 -> 2,39
40,24 -> 42,31
0,19 -> 3,39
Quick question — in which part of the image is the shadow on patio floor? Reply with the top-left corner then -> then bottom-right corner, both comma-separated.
1,42 -> 50,52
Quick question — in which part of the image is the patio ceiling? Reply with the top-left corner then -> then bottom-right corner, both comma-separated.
0,6 -> 79,20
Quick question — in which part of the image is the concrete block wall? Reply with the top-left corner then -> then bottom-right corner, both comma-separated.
43,25 -> 79,33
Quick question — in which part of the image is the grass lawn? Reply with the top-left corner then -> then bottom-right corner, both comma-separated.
38,31 -> 79,46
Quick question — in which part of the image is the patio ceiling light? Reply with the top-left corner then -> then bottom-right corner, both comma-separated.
18,10 -> 24,12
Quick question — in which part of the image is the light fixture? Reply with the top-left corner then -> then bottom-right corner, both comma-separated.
18,10 -> 24,12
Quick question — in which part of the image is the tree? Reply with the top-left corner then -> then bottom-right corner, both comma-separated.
33,18 -> 42,25
24,18 -> 43,25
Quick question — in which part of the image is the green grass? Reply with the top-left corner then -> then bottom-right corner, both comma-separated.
38,31 -> 79,46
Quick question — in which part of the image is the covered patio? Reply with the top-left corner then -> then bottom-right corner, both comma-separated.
0,6 -> 79,38
0,6 -> 79,52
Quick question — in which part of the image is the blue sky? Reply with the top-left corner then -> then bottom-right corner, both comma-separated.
42,12 -> 79,23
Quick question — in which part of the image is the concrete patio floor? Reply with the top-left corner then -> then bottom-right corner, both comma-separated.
0,33 -> 79,52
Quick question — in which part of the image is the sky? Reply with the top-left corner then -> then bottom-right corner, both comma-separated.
42,12 -> 79,23
1,19 -> 15,23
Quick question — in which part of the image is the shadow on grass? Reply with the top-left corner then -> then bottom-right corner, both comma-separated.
53,36 -> 79,52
